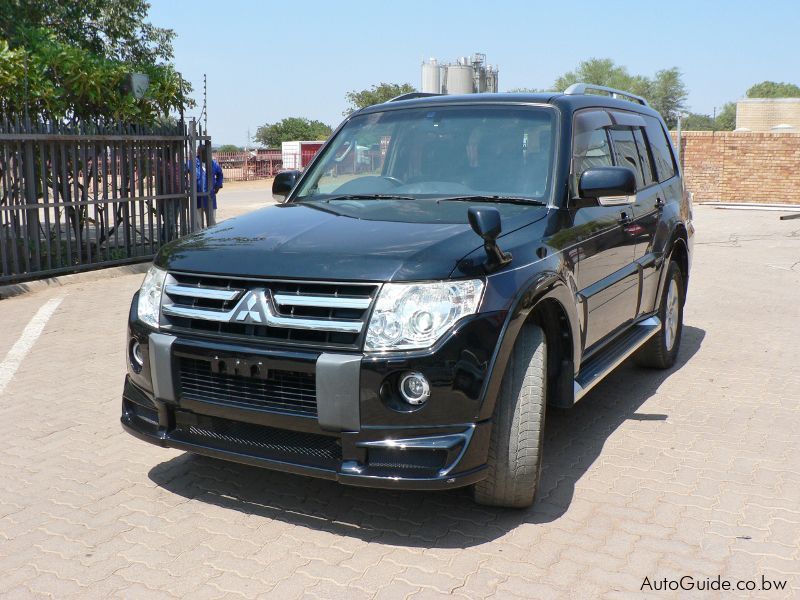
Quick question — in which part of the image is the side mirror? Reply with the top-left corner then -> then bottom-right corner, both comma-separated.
468,207 -> 512,271
272,170 -> 301,202
578,167 -> 636,206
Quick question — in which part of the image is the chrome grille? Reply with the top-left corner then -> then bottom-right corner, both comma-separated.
160,272 -> 378,349
178,356 -> 317,417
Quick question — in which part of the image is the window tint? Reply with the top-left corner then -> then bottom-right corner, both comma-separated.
632,128 -> 655,186
609,128 -> 644,189
643,116 -> 676,181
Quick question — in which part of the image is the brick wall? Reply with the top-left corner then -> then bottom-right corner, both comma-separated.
670,131 -> 800,204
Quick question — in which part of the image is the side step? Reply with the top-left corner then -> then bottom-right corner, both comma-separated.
574,317 -> 661,402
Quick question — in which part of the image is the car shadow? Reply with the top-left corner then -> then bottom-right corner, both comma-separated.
148,325 -> 705,549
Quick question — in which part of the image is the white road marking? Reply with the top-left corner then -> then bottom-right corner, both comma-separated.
0,297 -> 63,396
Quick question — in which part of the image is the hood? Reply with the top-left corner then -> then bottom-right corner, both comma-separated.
156,199 -> 548,281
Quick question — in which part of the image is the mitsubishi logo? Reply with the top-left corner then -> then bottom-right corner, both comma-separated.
233,290 -> 269,324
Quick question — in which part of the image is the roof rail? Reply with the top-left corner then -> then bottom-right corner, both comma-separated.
563,83 -> 649,106
387,92 -> 442,103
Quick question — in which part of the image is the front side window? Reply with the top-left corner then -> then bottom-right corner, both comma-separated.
294,106 -> 556,202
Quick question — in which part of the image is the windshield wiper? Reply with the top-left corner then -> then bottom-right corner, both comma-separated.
310,194 -> 417,202
436,195 -> 547,206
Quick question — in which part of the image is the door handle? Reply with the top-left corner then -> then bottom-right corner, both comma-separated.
619,211 -> 632,225
655,197 -> 665,210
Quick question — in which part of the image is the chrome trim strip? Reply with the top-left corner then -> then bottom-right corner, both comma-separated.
165,284 -> 241,301
358,433 -> 467,451
274,294 -> 372,309
162,305 -> 232,320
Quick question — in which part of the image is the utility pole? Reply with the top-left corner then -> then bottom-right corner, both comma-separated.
245,128 -> 250,181
203,74 -> 208,134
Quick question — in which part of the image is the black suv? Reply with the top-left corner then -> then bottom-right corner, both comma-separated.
123,84 -> 693,508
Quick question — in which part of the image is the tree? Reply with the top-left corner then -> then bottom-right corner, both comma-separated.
253,117 -> 332,148
682,113 -> 717,131
550,58 -> 687,127
216,144 -> 243,152
553,58 -> 639,94
715,102 -> 736,130
0,0 -> 191,122
1,0 -> 176,64
746,81 -> 800,98
506,87 -> 545,93
681,102 -> 737,132
344,83 -> 416,115
648,68 -> 688,128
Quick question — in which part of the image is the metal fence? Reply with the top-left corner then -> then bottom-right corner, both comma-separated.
213,148 -> 322,181
0,116 -> 213,284
214,149 -> 283,181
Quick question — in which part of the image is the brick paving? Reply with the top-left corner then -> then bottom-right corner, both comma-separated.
0,206 -> 798,599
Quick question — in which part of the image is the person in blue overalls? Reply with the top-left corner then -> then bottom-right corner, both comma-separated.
193,145 -> 224,225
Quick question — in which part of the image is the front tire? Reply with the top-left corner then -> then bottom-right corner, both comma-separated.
473,323 -> 546,508
635,260 -> 684,369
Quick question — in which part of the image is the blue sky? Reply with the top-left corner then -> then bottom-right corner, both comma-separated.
149,0 -> 800,145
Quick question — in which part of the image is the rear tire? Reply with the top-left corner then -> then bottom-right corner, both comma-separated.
635,260 -> 684,369
473,323 -> 546,508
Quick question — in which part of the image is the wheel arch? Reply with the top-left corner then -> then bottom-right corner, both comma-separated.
476,271 -> 580,420
655,224 -> 690,303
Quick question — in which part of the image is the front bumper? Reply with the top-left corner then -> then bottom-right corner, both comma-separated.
122,377 -> 489,490
122,304 -> 503,490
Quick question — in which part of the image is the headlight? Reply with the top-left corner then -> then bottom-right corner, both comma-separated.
365,279 -> 484,351
137,265 -> 167,328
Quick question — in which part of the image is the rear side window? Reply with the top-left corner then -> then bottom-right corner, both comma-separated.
609,128 -> 644,189
643,116 -> 677,181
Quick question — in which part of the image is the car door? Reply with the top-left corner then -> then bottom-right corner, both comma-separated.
633,116 -> 682,314
567,110 -> 639,350
628,124 -> 664,315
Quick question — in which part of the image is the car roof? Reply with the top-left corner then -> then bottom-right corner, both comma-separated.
356,92 -> 665,121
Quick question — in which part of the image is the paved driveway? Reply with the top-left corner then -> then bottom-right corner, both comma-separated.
1,207 -> 798,599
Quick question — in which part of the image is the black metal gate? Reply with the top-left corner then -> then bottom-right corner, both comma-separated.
0,116 -> 213,284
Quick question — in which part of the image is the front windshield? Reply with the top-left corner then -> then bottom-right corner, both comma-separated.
294,105 -> 556,202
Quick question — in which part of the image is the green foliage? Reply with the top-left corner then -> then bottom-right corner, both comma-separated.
715,102 -> 736,130
746,81 -> 800,98
648,68 -> 688,128
0,0 -> 192,122
0,0 -> 175,64
216,144 -> 244,153
681,113 -> 717,130
344,83 -> 417,115
253,118 -> 332,148
552,59 -> 687,127
506,87 -> 546,93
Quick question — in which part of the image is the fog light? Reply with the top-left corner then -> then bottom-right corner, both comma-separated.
399,372 -> 430,405
130,340 -> 144,371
